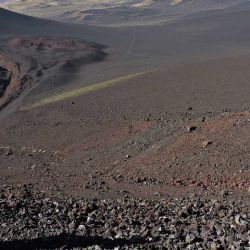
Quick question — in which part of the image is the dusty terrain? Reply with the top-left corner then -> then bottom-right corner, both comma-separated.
0,2 -> 249,249
1,109 -> 250,201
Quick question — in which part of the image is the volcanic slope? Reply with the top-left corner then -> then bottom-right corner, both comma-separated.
0,6 -> 250,201
0,8 -> 110,112
0,6 -> 249,249
14,4 -> 250,112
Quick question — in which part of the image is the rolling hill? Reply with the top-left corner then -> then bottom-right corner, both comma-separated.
1,0 -> 249,26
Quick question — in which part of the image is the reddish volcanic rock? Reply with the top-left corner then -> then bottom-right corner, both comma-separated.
0,37 -> 105,110
0,52 -> 31,110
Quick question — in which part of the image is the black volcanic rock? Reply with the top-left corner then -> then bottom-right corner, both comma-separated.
0,185 -> 249,249
0,66 -> 11,97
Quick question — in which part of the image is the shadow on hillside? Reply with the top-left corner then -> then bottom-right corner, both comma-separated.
0,234 -> 145,249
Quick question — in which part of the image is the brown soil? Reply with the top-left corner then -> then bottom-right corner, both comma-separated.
119,112 -> 250,194
0,111 -> 249,201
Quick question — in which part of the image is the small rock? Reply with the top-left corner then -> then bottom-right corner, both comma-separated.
187,126 -> 197,133
68,222 -> 76,232
221,189 -> 229,197
202,140 -> 212,148
115,231 -> 124,239
78,225 -> 86,231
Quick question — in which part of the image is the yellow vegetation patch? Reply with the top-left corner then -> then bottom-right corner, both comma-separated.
21,70 -> 156,111
132,0 -> 155,8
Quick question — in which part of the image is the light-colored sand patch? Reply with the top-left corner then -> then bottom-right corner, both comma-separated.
170,0 -> 184,6
132,0 -> 155,8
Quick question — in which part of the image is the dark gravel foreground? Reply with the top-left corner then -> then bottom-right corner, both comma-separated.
0,185 -> 249,250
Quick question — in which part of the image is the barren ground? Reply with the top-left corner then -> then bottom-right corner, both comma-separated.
0,4 -> 249,249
